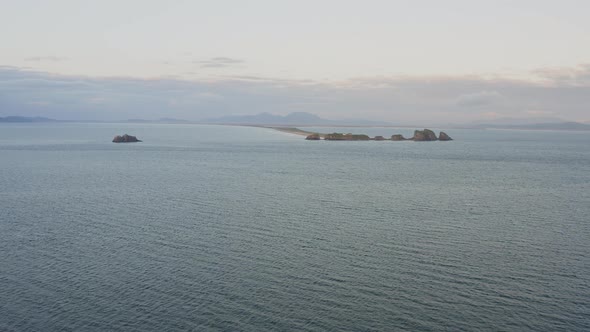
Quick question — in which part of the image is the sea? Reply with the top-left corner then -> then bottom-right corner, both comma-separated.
0,123 -> 589,331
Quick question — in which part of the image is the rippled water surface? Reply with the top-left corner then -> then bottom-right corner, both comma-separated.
1,123 -> 589,331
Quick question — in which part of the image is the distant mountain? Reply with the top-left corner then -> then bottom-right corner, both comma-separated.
203,112 -> 321,125
472,121 -> 590,131
0,116 -> 58,123
466,116 -> 590,131
126,118 -> 151,123
471,116 -> 566,126
126,118 -> 190,123
203,112 -> 390,126
284,112 -> 325,124
158,117 -> 190,123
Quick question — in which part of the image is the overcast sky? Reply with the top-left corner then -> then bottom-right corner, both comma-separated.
1,0 -> 589,123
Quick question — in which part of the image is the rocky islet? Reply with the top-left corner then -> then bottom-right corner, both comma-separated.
112,134 -> 142,143
306,129 -> 452,141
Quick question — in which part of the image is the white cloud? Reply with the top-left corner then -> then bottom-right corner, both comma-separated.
24,56 -> 68,62
455,91 -> 503,107
193,92 -> 223,100
532,64 -> 590,86
525,110 -> 554,115
482,112 -> 502,119
196,57 -> 244,68
1,66 -> 589,123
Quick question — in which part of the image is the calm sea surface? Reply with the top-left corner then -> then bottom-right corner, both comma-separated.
1,123 -> 589,331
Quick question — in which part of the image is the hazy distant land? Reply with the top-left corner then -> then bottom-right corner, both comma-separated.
0,116 -> 58,123
1,113 -> 589,131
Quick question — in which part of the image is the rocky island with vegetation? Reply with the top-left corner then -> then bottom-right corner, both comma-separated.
112,134 -> 142,143
307,129 -> 451,141
266,126 -> 452,141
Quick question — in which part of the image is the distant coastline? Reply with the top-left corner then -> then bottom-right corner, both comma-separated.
2,115 -> 589,131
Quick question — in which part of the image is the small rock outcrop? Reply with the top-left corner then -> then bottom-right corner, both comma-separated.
438,131 -> 453,141
112,134 -> 141,143
391,134 -> 407,141
412,129 -> 437,141
324,133 -> 370,141
301,128 -> 453,142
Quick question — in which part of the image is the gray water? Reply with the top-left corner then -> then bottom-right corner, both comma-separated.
1,123 -> 589,331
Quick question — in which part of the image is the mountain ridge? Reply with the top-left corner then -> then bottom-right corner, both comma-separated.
0,116 -> 58,123
202,112 -> 391,126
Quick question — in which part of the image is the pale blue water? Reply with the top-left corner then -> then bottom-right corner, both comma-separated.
1,123 -> 589,331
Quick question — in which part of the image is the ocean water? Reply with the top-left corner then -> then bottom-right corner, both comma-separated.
0,123 -> 589,331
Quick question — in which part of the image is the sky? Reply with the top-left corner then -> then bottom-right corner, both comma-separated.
1,0 -> 590,123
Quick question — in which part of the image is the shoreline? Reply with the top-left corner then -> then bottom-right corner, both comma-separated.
264,126 -> 324,138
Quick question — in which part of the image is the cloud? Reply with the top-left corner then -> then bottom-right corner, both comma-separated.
455,91 -> 503,107
193,92 -> 222,100
24,56 -> 68,62
482,112 -> 502,119
525,110 -> 554,116
26,100 -> 52,106
196,57 -> 244,68
1,66 -> 589,123
532,63 -> 590,86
